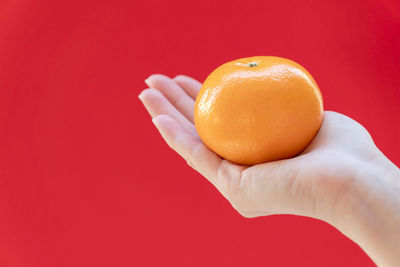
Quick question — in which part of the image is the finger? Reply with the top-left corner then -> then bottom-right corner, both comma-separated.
152,114 -> 222,184
173,75 -> 202,99
139,88 -> 197,137
145,74 -> 195,123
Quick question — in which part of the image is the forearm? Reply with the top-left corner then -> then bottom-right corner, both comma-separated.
334,153 -> 400,267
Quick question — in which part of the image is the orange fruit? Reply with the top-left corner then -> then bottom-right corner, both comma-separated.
194,56 -> 323,165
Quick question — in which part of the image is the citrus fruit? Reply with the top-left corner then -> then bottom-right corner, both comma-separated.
194,56 -> 324,165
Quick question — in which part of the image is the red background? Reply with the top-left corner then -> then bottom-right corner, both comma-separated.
1,0 -> 399,266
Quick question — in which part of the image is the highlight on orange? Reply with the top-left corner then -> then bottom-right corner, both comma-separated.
194,56 -> 324,165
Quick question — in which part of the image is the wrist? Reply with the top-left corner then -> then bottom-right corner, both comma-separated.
332,150 -> 400,266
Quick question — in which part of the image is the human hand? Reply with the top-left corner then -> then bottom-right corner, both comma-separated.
139,74 -> 400,267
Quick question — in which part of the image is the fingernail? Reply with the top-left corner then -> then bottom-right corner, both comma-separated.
138,92 -> 144,101
144,77 -> 151,87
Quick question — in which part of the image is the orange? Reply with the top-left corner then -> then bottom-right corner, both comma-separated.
194,56 -> 324,165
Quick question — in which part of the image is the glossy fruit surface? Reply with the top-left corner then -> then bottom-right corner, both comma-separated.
194,56 -> 324,165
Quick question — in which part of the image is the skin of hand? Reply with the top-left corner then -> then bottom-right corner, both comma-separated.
138,74 -> 400,267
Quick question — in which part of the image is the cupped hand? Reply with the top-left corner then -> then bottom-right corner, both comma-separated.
139,74 -> 400,266
138,74 -> 380,223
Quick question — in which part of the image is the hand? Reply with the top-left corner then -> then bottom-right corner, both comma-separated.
138,73 -> 379,220
139,74 -> 400,267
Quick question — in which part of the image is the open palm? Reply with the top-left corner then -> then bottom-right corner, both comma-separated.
139,74 -> 379,224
